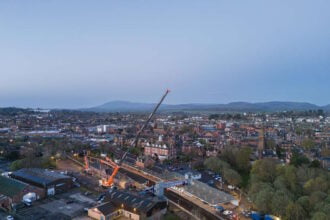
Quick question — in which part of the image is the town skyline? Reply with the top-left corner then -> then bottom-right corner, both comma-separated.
1,1 -> 329,220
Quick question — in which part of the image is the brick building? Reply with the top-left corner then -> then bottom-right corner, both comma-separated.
0,176 -> 44,211
11,168 -> 73,196
144,143 -> 176,160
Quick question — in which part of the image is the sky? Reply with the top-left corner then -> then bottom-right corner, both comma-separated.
1,0 -> 330,108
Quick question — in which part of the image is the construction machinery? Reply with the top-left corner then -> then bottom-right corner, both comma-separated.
99,157 -> 120,187
84,89 -> 170,187
84,152 -> 90,171
130,89 -> 170,149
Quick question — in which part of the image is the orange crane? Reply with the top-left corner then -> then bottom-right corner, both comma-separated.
99,158 -> 120,187
84,154 -> 90,171
85,90 -> 170,187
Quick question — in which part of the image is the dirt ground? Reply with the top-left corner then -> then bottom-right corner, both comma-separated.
56,159 -> 83,172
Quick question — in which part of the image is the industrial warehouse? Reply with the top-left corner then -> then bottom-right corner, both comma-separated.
88,190 -> 167,220
11,168 -> 73,196
0,176 -> 44,211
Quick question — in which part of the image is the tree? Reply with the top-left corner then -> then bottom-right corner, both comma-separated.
303,177 -> 328,194
301,138 -> 315,150
309,191 -> 327,205
220,147 -> 237,167
254,188 -> 274,214
4,150 -> 20,160
273,176 -> 289,192
309,160 -> 321,168
204,157 -> 230,173
235,147 -> 252,173
290,152 -> 310,167
209,114 -> 220,120
129,147 -> 141,156
271,190 -> 292,217
249,160 -> 329,218
313,202 -> 330,216
266,139 -> 276,149
223,168 -> 242,186
285,202 -> 306,220
283,165 -> 299,193
10,159 -> 24,170
311,212 -> 327,220
275,145 -> 283,158
248,181 -> 273,203
251,159 -> 277,183
317,109 -> 324,116
297,196 -> 310,214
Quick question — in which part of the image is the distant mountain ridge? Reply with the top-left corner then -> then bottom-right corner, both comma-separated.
82,100 -> 329,112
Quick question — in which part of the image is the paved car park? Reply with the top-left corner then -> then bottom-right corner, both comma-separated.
0,159 -> 10,173
0,210 -> 9,219
12,189 -> 97,220
16,205 -> 68,220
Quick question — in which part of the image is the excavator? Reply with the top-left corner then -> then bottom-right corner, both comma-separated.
85,89 -> 170,187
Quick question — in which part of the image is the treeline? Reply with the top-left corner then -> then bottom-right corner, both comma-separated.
204,147 -> 329,219
204,147 -> 252,187
277,109 -> 326,117
208,109 -> 327,121
0,107 -> 33,116
249,159 -> 329,219
10,157 -> 56,171
0,137 -> 90,171
209,113 -> 247,121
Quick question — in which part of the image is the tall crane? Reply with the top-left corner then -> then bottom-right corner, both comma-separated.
86,89 -> 170,187
131,89 -> 170,149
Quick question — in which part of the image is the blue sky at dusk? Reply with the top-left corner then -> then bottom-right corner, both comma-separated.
1,0 -> 330,108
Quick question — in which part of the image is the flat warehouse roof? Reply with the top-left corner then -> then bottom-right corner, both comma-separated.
12,168 -> 71,186
182,180 -> 234,205
0,176 -> 27,197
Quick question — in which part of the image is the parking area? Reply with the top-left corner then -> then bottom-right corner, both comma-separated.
0,159 -> 10,173
14,189 -> 97,220
0,209 -> 9,219
41,199 -> 84,217
16,206 -> 67,220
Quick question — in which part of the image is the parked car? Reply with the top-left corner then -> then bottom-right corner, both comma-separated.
223,210 -> 233,216
242,210 -> 251,217
228,185 -> 235,190
84,191 -> 92,196
66,200 -> 75,204
97,194 -> 106,204
6,216 -> 14,220
215,205 -> 224,212
97,194 -> 106,201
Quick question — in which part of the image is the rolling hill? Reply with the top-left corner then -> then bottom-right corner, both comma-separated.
82,101 -> 326,113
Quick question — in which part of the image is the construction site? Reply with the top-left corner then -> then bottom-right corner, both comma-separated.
62,90 -> 239,220
0,90 -> 241,220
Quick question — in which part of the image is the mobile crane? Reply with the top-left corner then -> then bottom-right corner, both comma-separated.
84,90 -> 170,187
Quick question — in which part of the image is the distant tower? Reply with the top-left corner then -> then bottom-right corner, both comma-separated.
258,128 -> 265,159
